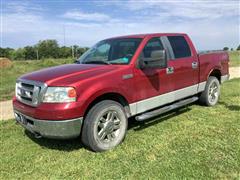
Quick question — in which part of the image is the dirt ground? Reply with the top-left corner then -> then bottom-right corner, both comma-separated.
0,67 -> 239,120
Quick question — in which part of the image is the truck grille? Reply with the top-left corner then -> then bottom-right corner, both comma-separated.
16,79 -> 47,107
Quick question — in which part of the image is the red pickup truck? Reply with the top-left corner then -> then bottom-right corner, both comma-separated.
13,33 -> 229,152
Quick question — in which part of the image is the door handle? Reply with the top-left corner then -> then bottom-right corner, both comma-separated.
166,67 -> 174,74
192,62 -> 198,69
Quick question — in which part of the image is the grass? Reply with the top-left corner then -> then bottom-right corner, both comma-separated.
0,78 -> 239,179
229,51 -> 240,67
0,51 -> 239,101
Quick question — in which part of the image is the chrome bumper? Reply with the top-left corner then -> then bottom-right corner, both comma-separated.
14,110 -> 83,139
221,74 -> 230,83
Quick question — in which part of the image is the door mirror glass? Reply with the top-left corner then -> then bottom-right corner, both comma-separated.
138,37 -> 167,69
143,50 -> 167,68
139,50 -> 167,69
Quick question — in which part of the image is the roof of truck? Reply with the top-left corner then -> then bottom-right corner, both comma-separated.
105,33 -> 187,40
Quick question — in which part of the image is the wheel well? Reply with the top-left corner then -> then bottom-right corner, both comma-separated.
84,93 -> 131,118
209,69 -> 221,82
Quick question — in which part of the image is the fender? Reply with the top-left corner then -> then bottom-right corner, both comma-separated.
207,66 -> 222,79
77,85 -> 130,117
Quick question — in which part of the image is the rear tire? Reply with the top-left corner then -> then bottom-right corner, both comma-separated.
199,76 -> 220,106
81,100 -> 128,152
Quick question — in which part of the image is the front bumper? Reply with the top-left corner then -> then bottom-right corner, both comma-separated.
14,110 -> 83,139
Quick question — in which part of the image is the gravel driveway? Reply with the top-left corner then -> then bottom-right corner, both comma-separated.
1,67 -> 240,120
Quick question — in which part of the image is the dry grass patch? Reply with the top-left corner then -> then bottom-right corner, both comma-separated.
0,58 -> 12,68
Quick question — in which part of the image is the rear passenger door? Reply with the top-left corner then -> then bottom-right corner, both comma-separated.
165,35 -> 199,91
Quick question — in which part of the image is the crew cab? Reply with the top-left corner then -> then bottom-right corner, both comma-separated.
13,33 -> 229,152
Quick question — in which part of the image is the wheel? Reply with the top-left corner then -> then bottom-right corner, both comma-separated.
81,100 -> 128,152
199,76 -> 220,106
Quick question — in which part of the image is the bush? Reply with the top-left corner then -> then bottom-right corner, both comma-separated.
223,47 -> 229,51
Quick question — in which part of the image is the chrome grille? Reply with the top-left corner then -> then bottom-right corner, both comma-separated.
16,79 -> 47,107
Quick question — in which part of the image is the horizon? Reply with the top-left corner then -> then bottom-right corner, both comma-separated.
1,0 -> 239,51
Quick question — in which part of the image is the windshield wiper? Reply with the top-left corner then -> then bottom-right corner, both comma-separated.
83,60 -> 111,65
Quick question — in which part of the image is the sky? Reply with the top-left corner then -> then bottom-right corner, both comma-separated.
1,0 -> 239,50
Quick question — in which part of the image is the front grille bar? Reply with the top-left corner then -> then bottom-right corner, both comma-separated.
16,79 -> 47,107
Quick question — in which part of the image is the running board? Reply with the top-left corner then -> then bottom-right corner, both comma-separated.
135,96 -> 198,121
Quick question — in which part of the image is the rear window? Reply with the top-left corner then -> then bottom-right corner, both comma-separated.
168,36 -> 191,58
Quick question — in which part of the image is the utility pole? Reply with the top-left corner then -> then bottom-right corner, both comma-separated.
36,49 -> 39,60
75,46 -> 78,58
72,46 -> 74,58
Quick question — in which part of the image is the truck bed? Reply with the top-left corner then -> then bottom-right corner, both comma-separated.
198,51 -> 229,83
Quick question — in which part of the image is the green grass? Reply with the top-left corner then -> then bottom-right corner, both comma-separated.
229,51 -> 240,67
0,58 -> 74,101
0,78 -> 239,179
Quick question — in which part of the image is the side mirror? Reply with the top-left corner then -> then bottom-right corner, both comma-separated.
139,50 -> 167,69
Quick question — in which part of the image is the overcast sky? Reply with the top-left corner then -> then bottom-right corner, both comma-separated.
1,0 -> 239,50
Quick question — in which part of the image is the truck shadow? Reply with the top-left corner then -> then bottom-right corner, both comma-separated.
25,131 -> 83,151
218,101 -> 240,111
25,105 -> 192,151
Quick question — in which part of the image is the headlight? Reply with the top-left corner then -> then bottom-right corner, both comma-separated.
43,87 -> 76,103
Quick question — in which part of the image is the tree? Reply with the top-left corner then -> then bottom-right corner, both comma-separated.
10,48 -> 26,60
0,47 -> 14,58
75,46 -> 89,58
24,46 -> 37,60
58,46 -> 72,58
223,47 -> 229,51
37,40 -> 59,59
237,45 -> 240,51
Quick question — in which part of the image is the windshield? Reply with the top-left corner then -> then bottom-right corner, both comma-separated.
78,38 -> 142,65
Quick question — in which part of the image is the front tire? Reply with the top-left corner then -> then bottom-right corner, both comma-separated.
81,100 -> 128,152
199,76 -> 220,106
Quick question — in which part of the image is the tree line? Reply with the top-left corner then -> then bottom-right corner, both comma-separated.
0,40 -> 89,60
1,40 -> 239,60
223,45 -> 240,51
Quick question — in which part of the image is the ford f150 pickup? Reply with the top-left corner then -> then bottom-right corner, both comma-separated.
13,33 -> 229,152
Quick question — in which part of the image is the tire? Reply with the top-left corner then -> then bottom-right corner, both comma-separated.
81,100 -> 128,152
199,76 -> 220,106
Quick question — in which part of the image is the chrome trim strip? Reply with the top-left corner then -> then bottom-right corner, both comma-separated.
122,74 -> 134,80
129,103 -> 137,116
14,110 -> 83,139
197,81 -> 206,92
129,83 -> 207,116
221,74 -> 230,83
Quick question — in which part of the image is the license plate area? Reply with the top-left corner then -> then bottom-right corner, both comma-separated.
15,113 -> 27,125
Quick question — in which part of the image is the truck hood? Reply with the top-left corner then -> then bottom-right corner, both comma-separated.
20,64 -> 120,86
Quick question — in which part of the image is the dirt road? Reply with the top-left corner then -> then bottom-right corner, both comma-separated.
1,67 -> 239,120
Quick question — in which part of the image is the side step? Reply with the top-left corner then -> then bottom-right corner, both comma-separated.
135,96 -> 198,121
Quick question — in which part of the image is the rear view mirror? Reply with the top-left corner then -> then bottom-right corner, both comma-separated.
140,50 -> 167,69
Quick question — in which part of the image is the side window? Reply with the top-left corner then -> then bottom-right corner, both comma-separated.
142,38 -> 164,58
110,40 -> 139,61
94,43 -> 110,59
167,36 -> 191,59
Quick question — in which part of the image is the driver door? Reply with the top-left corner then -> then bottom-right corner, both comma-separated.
133,37 -> 172,113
